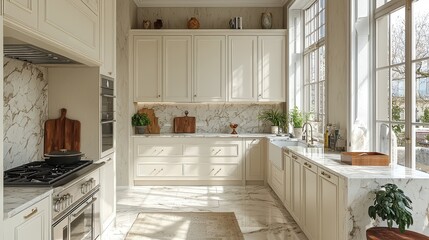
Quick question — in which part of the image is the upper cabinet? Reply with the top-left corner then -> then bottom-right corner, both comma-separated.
100,0 -> 116,77
4,0 -> 101,65
130,30 -> 286,103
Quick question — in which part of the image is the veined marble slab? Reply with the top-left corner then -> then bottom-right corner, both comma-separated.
3,187 -> 53,220
132,133 -> 275,138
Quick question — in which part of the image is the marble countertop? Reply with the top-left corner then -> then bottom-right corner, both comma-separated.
286,146 -> 429,179
3,187 -> 53,220
132,133 -> 278,138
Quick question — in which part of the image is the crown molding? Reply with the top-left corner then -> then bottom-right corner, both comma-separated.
133,0 -> 288,8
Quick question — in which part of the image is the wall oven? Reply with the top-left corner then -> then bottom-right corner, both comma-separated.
101,75 -> 115,157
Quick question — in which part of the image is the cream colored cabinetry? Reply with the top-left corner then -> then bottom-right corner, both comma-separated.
302,160 -> 318,240
132,36 -> 162,102
319,168 -> 339,240
245,138 -> 264,181
258,36 -> 285,102
38,0 -> 100,61
228,36 -> 257,102
4,0 -> 38,29
3,196 -> 51,240
193,35 -> 226,102
100,153 -> 116,233
163,36 -> 192,102
283,149 -> 292,209
100,0 -> 116,78
270,161 -> 285,201
291,153 -> 302,223
133,137 -> 243,184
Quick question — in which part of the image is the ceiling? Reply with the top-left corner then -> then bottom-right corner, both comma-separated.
133,0 -> 288,8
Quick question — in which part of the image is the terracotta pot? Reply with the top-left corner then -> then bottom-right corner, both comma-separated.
187,17 -> 200,29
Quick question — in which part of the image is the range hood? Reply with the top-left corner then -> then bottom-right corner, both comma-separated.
4,43 -> 78,65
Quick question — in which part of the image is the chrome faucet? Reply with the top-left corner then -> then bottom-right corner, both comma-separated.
302,122 -> 314,145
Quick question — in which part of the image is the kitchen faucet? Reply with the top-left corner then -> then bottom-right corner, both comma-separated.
302,122 -> 314,145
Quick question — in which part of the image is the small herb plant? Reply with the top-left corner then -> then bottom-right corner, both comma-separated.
258,109 -> 287,127
289,106 -> 304,128
131,113 -> 151,126
368,183 -> 413,233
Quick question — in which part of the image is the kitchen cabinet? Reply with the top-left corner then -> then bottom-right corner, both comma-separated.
270,161 -> 285,201
193,35 -> 226,102
258,36 -> 286,102
245,138 -> 264,181
100,153 -> 116,233
228,36 -> 258,102
283,149 -> 292,209
4,0 -> 38,29
302,160 -> 318,240
291,153 -> 302,223
163,36 -> 192,102
132,36 -> 162,102
319,168 -> 339,240
133,137 -> 243,184
100,0 -> 116,78
3,196 -> 51,240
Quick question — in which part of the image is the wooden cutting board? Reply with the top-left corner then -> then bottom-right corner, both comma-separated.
44,108 -> 81,154
138,108 -> 160,134
174,111 -> 196,133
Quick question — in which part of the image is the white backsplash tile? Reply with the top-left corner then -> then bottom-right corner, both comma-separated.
3,58 -> 48,170
138,103 -> 284,134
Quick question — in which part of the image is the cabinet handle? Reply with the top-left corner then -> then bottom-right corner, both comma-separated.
214,149 -> 222,155
158,95 -> 161,98
108,72 -> 112,75
284,149 -> 289,154
194,94 -> 197,97
214,168 -> 222,175
321,171 -> 331,179
24,208 -> 38,219
304,162 -> 312,168
292,155 -> 298,159
106,158 -> 112,162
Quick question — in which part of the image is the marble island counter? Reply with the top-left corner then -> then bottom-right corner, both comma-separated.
3,187 -> 53,220
131,133 -> 277,138
281,146 -> 429,239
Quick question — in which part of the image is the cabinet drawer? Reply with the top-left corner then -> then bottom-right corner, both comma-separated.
183,144 -> 239,157
136,144 -> 182,156
136,164 -> 183,177
318,168 -> 339,185
303,160 -> 317,173
183,164 -> 241,179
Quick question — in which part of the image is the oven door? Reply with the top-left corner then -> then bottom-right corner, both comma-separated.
101,121 -> 114,155
53,188 -> 100,240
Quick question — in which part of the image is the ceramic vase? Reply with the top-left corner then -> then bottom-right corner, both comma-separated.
135,126 -> 146,134
293,128 -> 302,139
271,126 -> 279,134
143,20 -> 151,29
154,19 -> 163,29
261,12 -> 272,29
187,17 -> 200,29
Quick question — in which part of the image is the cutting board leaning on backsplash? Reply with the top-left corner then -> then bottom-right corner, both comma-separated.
138,108 -> 160,134
174,111 -> 196,133
44,108 -> 81,154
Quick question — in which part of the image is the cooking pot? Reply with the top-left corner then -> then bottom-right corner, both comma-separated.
44,149 -> 84,165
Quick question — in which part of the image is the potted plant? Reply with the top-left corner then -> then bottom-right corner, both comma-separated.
289,106 -> 304,139
131,112 -> 151,134
258,109 -> 287,134
367,183 -> 413,236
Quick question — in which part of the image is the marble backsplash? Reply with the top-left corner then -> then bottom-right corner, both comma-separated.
136,7 -> 283,29
138,103 -> 284,134
3,58 -> 48,170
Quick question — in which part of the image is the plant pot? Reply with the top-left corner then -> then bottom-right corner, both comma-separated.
366,227 -> 429,240
271,126 -> 279,134
135,126 -> 146,134
293,128 -> 302,139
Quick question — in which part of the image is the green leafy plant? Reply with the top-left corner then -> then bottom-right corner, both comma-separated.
289,106 -> 304,128
368,183 -> 413,233
392,103 -> 404,136
131,113 -> 151,126
421,108 -> 429,123
258,109 -> 287,127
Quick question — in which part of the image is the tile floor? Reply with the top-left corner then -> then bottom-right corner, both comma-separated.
104,185 -> 308,240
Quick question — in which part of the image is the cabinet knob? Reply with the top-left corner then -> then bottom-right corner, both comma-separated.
108,72 -> 112,75
158,95 -> 161,98
194,94 -> 197,97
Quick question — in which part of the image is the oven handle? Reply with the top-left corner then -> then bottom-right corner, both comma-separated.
101,120 -> 116,124
101,94 -> 116,98
71,197 -> 97,217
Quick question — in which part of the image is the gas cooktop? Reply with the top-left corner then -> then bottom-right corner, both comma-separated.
4,161 -> 93,186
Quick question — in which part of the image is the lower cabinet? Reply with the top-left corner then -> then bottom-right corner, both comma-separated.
270,161 -> 284,201
183,163 -> 241,179
283,150 -> 292,209
319,168 -> 339,240
4,196 -> 51,240
100,153 -> 116,232
291,153 -> 302,223
245,138 -> 264,181
302,160 -> 318,240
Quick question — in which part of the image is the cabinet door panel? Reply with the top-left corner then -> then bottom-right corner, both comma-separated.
283,153 -> 292,209
228,36 -> 257,101
100,0 -> 115,77
292,157 -> 302,222
258,36 -> 285,102
136,164 -> 183,177
4,0 -> 38,29
245,139 -> 263,181
193,36 -> 226,102
319,169 -> 339,240
100,155 -> 115,232
183,144 -> 239,157
136,144 -> 183,157
163,36 -> 192,102
133,36 -> 162,102
303,164 -> 318,240
183,164 -> 241,179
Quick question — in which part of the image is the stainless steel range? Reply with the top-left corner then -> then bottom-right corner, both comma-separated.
4,161 -> 104,240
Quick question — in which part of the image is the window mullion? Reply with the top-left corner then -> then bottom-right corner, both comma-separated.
404,0 -> 414,169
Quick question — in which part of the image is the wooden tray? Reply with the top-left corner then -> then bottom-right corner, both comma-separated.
341,152 -> 390,166
174,111 -> 196,133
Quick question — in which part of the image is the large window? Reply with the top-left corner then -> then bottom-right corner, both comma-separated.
374,0 -> 429,173
303,0 -> 326,136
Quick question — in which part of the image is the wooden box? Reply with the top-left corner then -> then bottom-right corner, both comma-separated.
340,152 -> 390,166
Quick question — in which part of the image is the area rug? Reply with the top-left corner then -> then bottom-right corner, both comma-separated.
125,212 -> 245,240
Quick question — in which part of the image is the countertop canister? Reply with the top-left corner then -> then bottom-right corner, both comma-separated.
261,12 -> 272,29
